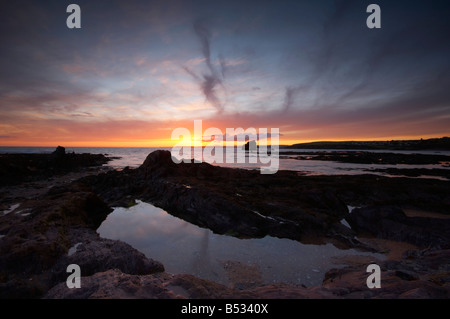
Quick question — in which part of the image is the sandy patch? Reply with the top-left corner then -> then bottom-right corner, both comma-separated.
403,208 -> 450,219
357,237 -> 420,260
220,260 -> 264,289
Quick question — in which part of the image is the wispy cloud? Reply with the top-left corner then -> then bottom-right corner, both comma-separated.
183,19 -> 227,113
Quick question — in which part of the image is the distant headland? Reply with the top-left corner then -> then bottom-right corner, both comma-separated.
282,137 -> 450,150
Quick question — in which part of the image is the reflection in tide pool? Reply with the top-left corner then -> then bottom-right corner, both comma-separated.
97,200 -> 384,287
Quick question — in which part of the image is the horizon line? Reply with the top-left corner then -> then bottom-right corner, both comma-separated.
1,136 -> 448,149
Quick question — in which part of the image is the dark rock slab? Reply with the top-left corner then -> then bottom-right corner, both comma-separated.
0,146 -> 113,187
49,227 -> 164,285
44,269 -> 177,299
280,150 -> 450,165
346,205 -> 450,249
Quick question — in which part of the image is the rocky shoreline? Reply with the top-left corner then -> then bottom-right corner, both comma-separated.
279,150 -> 450,165
1,149 -> 450,298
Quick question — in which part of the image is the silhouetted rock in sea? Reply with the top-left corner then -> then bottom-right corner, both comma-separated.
243,140 -> 257,151
1,149 -> 450,298
52,145 -> 66,159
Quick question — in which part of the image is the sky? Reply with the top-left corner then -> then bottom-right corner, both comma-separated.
0,0 -> 449,147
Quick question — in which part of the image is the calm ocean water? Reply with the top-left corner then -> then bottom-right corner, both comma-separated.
1,146 -> 449,178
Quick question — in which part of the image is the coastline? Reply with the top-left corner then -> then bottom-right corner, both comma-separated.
1,148 -> 449,298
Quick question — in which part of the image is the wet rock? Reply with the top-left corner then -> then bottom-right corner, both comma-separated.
44,268 -> 335,299
44,269 -> 177,299
364,168 -> 450,179
49,227 -> 164,285
347,205 -> 450,248
395,270 -> 419,281
280,150 -> 450,165
0,147 -> 113,187
139,149 -> 179,178
322,248 -> 450,299
59,191 -> 113,229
